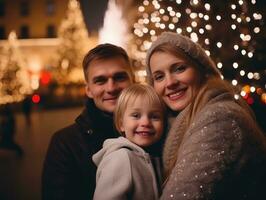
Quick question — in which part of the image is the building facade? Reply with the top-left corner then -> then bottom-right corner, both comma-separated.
0,0 -> 69,39
0,0 -> 98,90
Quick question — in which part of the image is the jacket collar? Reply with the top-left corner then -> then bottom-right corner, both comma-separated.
75,98 -> 119,138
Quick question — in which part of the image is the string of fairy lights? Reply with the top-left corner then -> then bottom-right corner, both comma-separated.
0,0 -> 265,105
132,0 -> 266,104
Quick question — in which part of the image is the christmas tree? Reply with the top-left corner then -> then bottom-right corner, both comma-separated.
53,0 -> 89,85
0,31 -> 31,105
131,0 -> 266,105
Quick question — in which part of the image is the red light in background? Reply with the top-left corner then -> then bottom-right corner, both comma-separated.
40,71 -> 51,85
32,94 -> 41,104
256,88 -> 263,95
261,93 -> 266,104
242,93 -> 249,99
247,97 -> 254,105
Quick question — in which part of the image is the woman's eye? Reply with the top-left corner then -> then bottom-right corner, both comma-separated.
173,64 -> 186,73
153,74 -> 164,82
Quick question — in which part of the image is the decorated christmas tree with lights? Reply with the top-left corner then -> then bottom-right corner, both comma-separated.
131,0 -> 266,105
0,31 -> 31,105
53,0 -> 89,85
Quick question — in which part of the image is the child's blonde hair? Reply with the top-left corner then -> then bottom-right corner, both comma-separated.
114,84 -> 165,134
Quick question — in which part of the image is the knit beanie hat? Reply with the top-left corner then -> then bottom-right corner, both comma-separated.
146,32 -> 221,82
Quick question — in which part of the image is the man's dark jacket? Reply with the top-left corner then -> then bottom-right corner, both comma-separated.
42,99 -> 119,200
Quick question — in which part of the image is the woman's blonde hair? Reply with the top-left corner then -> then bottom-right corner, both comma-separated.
114,84 -> 166,135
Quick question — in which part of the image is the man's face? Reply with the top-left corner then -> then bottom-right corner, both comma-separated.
85,57 -> 133,113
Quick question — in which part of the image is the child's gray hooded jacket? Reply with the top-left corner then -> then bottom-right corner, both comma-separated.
92,137 -> 161,200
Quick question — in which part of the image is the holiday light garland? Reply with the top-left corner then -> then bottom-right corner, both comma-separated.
132,0 -> 265,104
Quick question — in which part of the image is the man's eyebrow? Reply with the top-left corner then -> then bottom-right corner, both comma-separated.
113,72 -> 129,76
92,75 -> 106,82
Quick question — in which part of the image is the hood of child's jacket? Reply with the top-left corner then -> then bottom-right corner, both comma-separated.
92,137 -> 147,166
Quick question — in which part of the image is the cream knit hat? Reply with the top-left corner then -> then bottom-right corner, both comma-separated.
146,32 -> 221,81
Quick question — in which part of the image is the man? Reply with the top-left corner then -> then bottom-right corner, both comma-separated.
42,43 -> 134,200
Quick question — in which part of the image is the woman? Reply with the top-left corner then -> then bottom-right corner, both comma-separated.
146,32 -> 266,199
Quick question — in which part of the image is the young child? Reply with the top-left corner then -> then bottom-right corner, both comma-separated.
92,84 -> 165,200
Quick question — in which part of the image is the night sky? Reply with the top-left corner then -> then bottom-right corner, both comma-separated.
80,0 -> 109,33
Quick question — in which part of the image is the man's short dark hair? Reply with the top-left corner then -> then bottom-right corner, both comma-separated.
82,43 -> 132,82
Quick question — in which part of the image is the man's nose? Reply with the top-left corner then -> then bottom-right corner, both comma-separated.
106,79 -> 116,93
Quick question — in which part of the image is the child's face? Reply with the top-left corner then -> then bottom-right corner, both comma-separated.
120,97 -> 164,147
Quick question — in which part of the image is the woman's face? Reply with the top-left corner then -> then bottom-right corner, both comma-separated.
149,51 -> 200,112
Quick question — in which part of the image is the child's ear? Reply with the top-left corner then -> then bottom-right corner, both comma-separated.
119,120 -> 125,132
119,126 -> 125,132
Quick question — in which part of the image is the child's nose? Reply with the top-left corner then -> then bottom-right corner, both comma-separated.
140,116 -> 151,127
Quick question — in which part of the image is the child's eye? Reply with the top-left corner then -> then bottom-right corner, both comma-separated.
131,113 -> 140,119
150,113 -> 162,121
